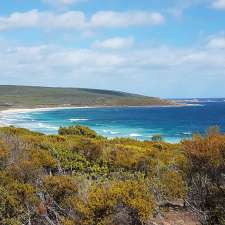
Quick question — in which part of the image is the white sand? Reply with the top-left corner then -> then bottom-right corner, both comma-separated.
0,102 -> 201,115
0,106 -> 94,127
0,103 -> 201,127
0,106 -> 94,115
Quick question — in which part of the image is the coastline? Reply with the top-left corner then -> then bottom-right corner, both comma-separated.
0,103 -> 201,128
0,106 -> 95,115
0,102 -> 213,144
0,102 -> 201,115
0,106 -> 94,127
0,102 -> 198,115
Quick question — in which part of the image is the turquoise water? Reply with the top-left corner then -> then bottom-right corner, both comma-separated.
1,99 -> 225,143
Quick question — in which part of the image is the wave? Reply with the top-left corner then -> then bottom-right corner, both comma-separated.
183,132 -> 191,135
0,113 -> 32,123
1,118 -> 19,122
69,118 -> 89,122
36,123 -> 58,130
16,122 -> 59,131
102,129 -> 120,135
129,133 -> 142,137
110,131 -> 120,135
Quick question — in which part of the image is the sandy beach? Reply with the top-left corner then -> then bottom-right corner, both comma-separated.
0,102 -> 202,128
0,106 -> 95,127
0,106 -> 94,115
0,101 -> 197,115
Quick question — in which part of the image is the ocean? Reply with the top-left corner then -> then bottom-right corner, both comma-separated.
1,99 -> 225,143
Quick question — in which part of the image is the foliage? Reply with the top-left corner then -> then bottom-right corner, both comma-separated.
1,125 -> 224,224
72,179 -> 156,225
182,127 -> 225,225
0,85 -> 170,109
151,134 -> 163,142
43,175 -> 78,204
59,125 -> 98,138
0,141 -> 9,169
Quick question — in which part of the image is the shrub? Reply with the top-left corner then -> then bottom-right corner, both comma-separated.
72,138 -> 103,161
70,180 -> 155,225
0,141 -> 9,169
43,175 -> 78,204
151,134 -> 163,142
58,126 -> 97,138
182,129 -> 225,225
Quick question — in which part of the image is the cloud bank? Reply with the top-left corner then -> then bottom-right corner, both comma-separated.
1,1 -> 225,97
207,36 -> 225,48
93,37 -> 134,49
43,0 -> 88,6
0,10 -> 164,31
212,0 -> 225,9
1,36 -> 225,97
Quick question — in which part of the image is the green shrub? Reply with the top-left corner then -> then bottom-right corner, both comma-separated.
151,134 -> 163,142
58,125 -> 97,138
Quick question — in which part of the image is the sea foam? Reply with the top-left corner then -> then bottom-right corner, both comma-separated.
69,118 -> 89,122
129,133 -> 142,137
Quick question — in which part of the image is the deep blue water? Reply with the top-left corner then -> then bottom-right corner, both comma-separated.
1,100 -> 225,143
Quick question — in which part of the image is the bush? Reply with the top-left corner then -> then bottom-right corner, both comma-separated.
43,175 -> 78,204
0,141 -> 9,169
70,180 -> 155,224
151,134 -> 163,142
182,129 -> 225,225
4,126 -> 221,225
71,138 -> 103,161
58,125 -> 97,138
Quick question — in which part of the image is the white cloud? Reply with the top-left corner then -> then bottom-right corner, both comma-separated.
212,0 -> 225,9
90,11 -> 164,28
47,49 -> 125,67
0,10 -> 165,31
166,0 -> 210,18
0,10 -> 86,30
93,37 -> 134,50
1,39 -> 225,97
43,0 -> 87,6
1,39 -> 225,79
0,10 -> 40,30
207,36 -> 225,48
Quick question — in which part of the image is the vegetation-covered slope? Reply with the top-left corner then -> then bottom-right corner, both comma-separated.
0,125 -> 224,225
0,85 -> 170,109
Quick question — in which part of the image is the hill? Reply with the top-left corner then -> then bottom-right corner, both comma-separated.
0,85 -> 170,109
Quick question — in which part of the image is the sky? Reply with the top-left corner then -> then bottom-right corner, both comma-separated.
0,0 -> 225,98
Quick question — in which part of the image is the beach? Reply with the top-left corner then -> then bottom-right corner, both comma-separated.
0,102 -> 195,128
0,101 -> 196,115
0,106 -> 94,127
0,100 -> 223,143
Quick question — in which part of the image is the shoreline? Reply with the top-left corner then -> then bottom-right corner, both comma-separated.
0,103 -> 202,128
0,106 -> 95,115
0,103 -> 206,144
0,102 -> 200,115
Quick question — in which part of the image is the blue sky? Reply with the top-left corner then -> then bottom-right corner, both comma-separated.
1,0 -> 225,98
